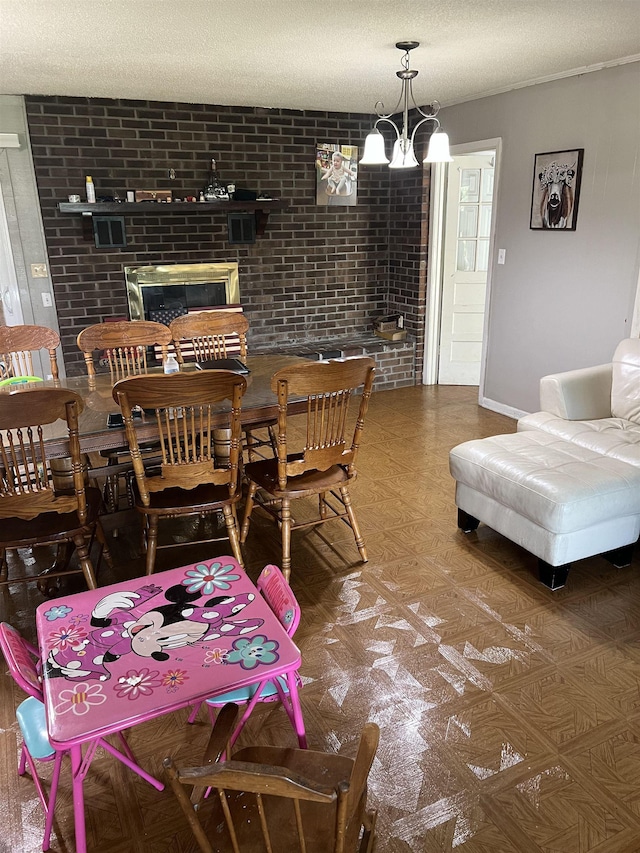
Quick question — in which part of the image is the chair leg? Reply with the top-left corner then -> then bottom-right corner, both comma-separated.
187,701 -> 203,724
240,481 -> 259,543
72,533 -> 97,589
280,498 -> 292,579
340,485 -> 367,563
0,548 -> 8,581
222,504 -> 244,568
319,491 -> 327,519
43,751 -> 64,851
95,521 -> 113,570
145,515 -> 159,575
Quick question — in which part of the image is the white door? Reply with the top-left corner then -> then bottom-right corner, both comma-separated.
438,153 -> 495,385
0,188 -> 24,327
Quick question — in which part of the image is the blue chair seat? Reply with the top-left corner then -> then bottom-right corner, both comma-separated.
16,696 -> 55,761
205,675 -> 289,706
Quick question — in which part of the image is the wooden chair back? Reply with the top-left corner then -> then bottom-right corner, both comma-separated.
77,320 -> 172,380
0,324 -> 60,380
0,387 -> 87,522
170,311 -> 249,365
164,708 -> 379,853
113,371 -> 247,504
257,564 -> 300,636
0,622 -> 43,701
272,357 -> 375,490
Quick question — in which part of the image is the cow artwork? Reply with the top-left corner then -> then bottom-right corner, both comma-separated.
530,149 -> 584,231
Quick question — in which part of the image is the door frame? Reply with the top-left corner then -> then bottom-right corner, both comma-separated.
423,137 -> 502,395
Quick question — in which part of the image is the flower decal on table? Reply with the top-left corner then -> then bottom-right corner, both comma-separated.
48,623 -> 88,651
182,562 -> 240,595
55,681 -> 106,716
162,670 -> 188,693
44,604 -> 73,621
226,635 -> 280,670
203,648 -> 227,665
114,668 -> 162,700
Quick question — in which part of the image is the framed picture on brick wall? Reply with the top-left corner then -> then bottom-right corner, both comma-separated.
316,143 -> 358,207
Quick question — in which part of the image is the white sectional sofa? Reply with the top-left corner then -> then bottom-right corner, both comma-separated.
449,339 -> 640,588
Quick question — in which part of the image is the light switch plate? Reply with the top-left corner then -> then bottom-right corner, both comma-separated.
42,292 -> 52,307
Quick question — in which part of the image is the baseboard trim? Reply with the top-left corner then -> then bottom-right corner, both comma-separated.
479,395 -> 527,421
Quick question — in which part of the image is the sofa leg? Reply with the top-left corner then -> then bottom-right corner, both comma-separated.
458,508 -> 480,533
603,544 -> 634,568
538,560 -> 570,590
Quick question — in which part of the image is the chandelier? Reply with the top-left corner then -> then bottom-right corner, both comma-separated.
360,41 -> 452,169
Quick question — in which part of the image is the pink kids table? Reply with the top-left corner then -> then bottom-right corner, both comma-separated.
36,557 -> 305,853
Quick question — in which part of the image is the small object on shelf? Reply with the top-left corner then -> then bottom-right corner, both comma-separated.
374,328 -> 407,341
199,192 -> 205,202
373,314 -> 406,341
134,189 -> 172,202
126,191 -> 135,202
85,176 -> 96,203
68,194 -> 81,203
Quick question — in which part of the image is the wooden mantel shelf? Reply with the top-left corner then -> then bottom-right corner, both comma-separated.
57,200 -> 288,215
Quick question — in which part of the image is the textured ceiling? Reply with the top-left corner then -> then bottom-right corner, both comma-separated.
0,0 -> 639,113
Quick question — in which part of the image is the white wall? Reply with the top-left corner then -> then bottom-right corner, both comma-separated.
0,95 -> 62,375
439,62 -> 640,414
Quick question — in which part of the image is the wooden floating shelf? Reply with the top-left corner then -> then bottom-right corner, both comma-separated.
57,200 -> 288,215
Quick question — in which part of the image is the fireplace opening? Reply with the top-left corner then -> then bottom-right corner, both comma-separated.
125,262 -> 240,324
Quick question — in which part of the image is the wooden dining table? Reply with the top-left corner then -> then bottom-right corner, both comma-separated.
1,354 -> 308,458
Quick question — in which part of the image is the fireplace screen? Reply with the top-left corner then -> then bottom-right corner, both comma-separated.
125,263 -> 240,323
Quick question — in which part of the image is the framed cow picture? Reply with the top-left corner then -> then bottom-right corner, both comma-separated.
530,148 -> 584,230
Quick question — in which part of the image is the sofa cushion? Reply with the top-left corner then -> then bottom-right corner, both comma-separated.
611,338 -> 640,423
518,412 -> 640,467
449,432 -> 640,534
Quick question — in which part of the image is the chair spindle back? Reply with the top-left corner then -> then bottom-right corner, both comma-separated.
0,324 -> 60,380
170,311 -> 248,366
272,357 -> 375,490
0,388 -> 86,521
77,320 -> 172,380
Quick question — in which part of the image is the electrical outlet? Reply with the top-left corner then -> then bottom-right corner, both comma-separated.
31,263 -> 47,278
42,292 -> 52,307
498,249 -> 506,265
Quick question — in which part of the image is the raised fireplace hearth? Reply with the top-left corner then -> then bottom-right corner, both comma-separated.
125,262 -> 240,324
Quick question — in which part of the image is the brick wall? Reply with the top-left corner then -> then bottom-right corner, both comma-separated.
388,168 -> 429,382
25,97 -> 398,375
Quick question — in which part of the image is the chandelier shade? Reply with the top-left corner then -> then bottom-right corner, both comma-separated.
360,41 -> 452,170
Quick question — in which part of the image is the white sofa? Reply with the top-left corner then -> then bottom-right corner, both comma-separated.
449,339 -> 640,588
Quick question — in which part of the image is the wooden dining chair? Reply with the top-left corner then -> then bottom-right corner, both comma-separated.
170,310 -> 277,461
77,320 -> 172,516
113,370 -> 247,574
0,323 -> 60,380
240,357 -> 375,581
76,319 -> 172,380
0,387 -> 111,590
164,703 -> 379,853
187,564 -> 305,748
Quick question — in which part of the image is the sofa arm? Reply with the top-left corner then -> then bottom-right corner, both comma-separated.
539,363 -> 613,420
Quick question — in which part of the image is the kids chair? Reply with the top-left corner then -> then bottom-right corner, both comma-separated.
187,564 -> 305,748
165,703 -> 379,853
0,622 -> 163,851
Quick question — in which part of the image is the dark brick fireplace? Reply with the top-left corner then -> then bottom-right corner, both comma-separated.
25,96 -> 427,384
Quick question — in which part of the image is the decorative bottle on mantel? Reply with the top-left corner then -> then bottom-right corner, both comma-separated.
203,158 -> 222,201
203,158 -> 229,200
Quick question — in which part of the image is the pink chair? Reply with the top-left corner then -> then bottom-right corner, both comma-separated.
0,622 -> 163,851
187,565 -> 304,749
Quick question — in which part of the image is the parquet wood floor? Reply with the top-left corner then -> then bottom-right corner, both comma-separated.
3,385 -> 640,852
